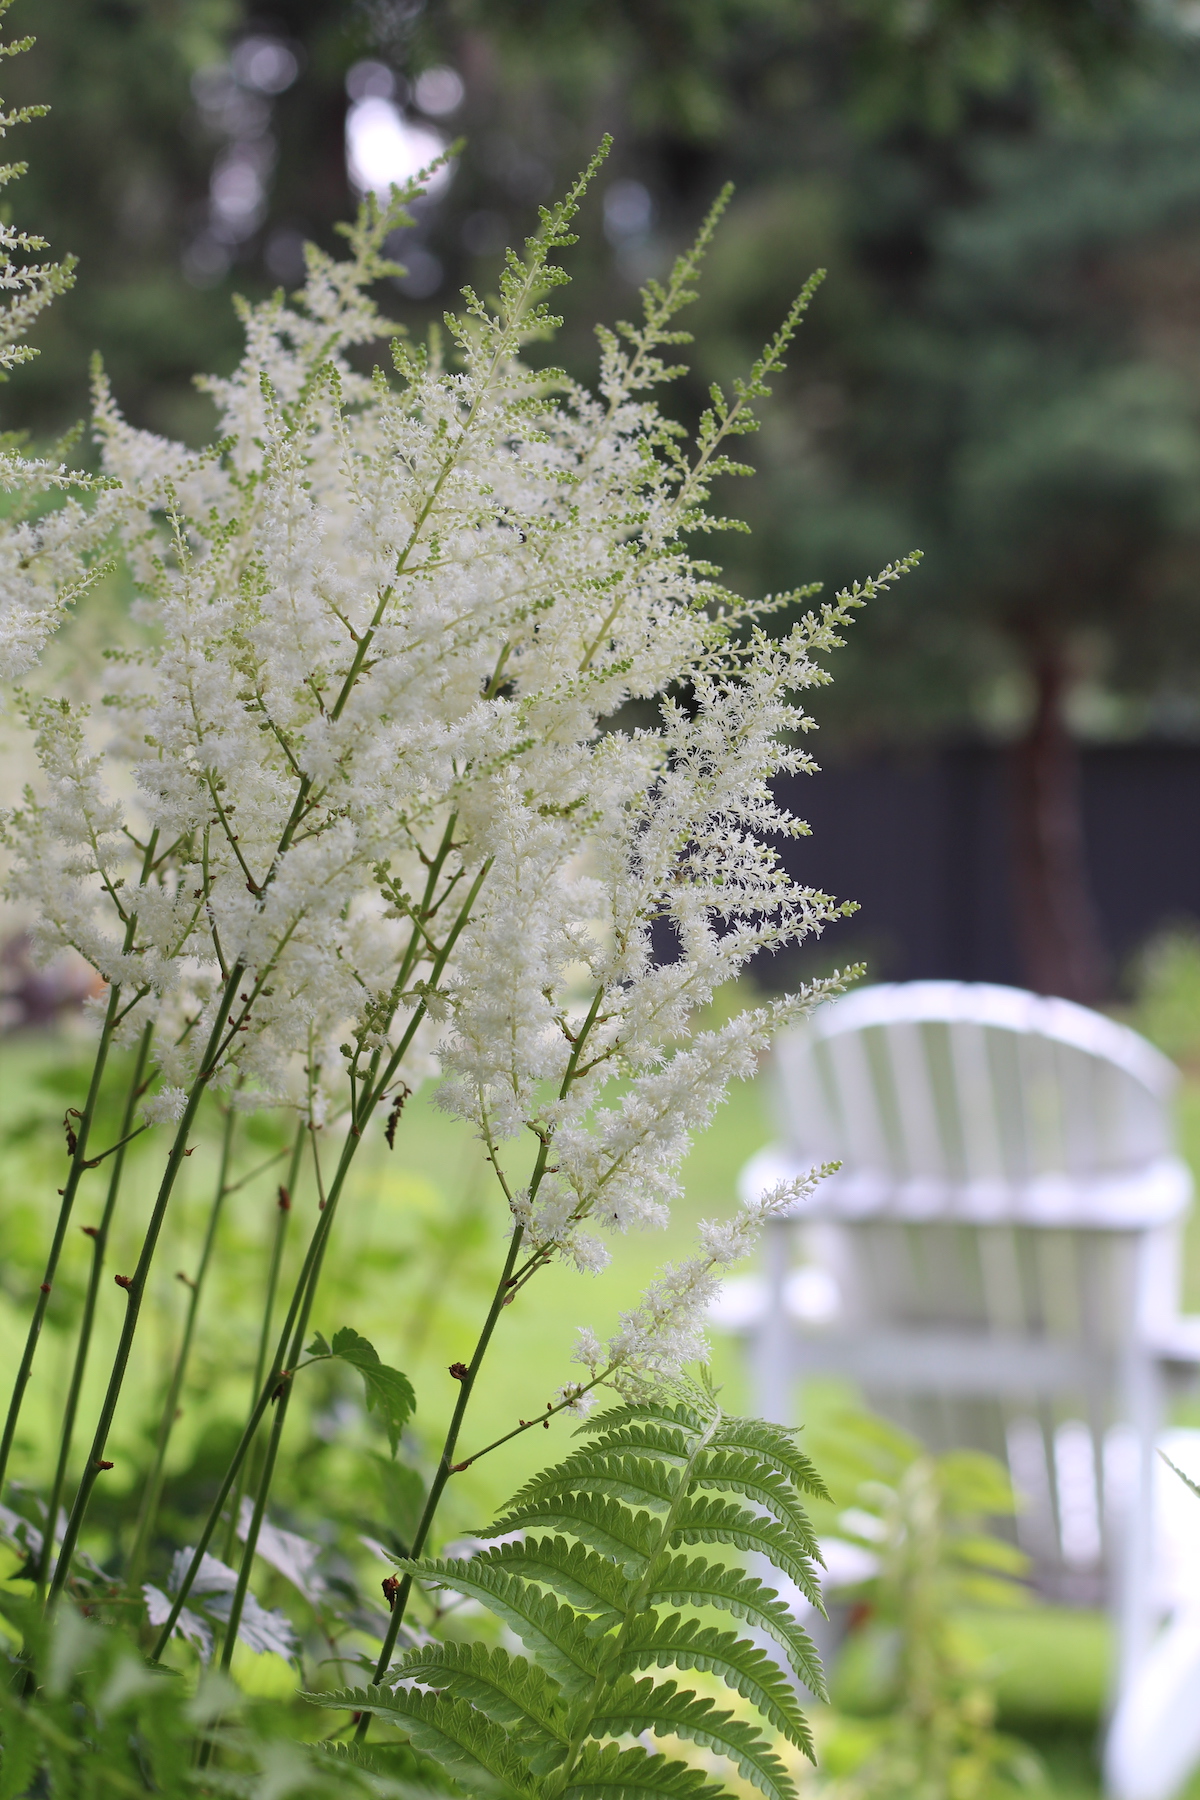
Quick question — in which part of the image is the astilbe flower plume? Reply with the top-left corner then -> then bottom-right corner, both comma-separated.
1,151 -> 910,1574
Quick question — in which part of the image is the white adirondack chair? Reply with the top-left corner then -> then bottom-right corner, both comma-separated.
715,981 -> 1200,1800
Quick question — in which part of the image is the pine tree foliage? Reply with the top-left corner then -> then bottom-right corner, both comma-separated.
309,1387 -> 828,1800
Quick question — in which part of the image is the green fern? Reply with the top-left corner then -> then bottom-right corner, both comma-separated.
308,1387 -> 828,1800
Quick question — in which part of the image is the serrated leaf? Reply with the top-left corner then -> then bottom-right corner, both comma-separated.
577,1401 -> 709,1444
578,1422 -> 696,1469
486,1537 -> 628,1622
645,1554 -> 824,1695
328,1327 -> 416,1455
711,1419 -> 829,1502
507,1452 -> 678,1515
565,1739 -> 725,1800
690,1450 -> 816,1549
306,1683 -> 532,1796
620,1611 -> 815,1755
394,1556 -> 601,1693
590,1675 -> 797,1800
306,1331 -> 331,1357
669,1496 -> 822,1605
0,1707 -> 39,1800
390,1641 -> 567,1773
482,1495 -> 655,1572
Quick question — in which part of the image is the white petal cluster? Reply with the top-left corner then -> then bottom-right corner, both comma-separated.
1,167 -> 907,1333
581,1168 -> 833,1394
0,61 -> 112,684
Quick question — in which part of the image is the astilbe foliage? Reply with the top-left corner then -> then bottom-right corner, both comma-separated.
0,1596 -> 432,1797
311,1385 -> 827,1800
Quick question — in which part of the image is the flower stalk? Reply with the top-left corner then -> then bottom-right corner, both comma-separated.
124,1096 -> 240,1590
35,1023 -> 154,1593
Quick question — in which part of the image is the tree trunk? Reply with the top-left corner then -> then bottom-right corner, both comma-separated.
1007,641 -> 1107,1005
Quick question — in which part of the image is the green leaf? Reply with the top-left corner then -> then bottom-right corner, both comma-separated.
711,1419 -> 829,1502
577,1400 -> 709,1444
645,1554 -> 825,1697
485,1537 -> 629,1623
590,1676 -> 797,1800
579,1421 -> 697,1469
305,1331 -> 331,1357
394,1556 -> 601,1693
690,1449 -> 817,1549
327,1326 -> 415,1455
372,1453 -> 426,1550
669,1496 -> 822,1605
620,1611 -> 815,1756
482,1494 -> 655,1573
951,1533 -> 1028,1576
390,1641 -> 568,1774
306,1683 -> 533,1796
565,1740 -> 725,1800
507,1451 -> 678,1515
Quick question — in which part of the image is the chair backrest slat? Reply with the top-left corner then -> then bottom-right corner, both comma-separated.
776,981 -> 1181,1219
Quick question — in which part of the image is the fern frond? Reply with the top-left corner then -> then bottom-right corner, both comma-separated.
505,1451 -> 680,1514
393,1557 -> 600,1692
482,1495 -> 656,1571
711,1420 -> 829,1501
590,1676 -> 797,1800
565,1740 -> 725,1800
690,1449 -> 817,1545
321,1395 -> 827,1794
306,1684 -> 534,1794
621,1611 -> 820,1745
669,1496 -> 822,1602
576,1400 -> 710,1443
579,1422 -> 700,1468
645,1555 -> 824,1692
485,1536 -> 630,1621
389,1641 -> 568,1764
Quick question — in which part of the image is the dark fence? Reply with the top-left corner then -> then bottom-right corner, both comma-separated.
763,743 -> 1200,992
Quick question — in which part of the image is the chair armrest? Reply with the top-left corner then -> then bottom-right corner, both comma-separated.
1152,1318 -> 1200,1366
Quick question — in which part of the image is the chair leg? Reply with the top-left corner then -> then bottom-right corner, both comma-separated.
1103,1349 -> 1163,1796
752,1217 -> 793,1425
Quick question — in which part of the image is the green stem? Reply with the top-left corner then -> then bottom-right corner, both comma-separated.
217,1124 -> 367,1672
48,968 -> 242,1605
359,1222 -> 528,1717
36,1025 -> 154,1594
158,856 -> 490,1657
453,1370 -> 609,1471
357,983 -> 609,1736
0,980 -> 125,1502
125,1098 -> 240,1590
150,1112 -> 375,1659
219,1129 -> 302,1566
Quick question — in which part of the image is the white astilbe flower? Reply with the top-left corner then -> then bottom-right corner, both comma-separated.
578,1169 -> 834,1395
1,150 -> 912,1340
0,12 -> 117,685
